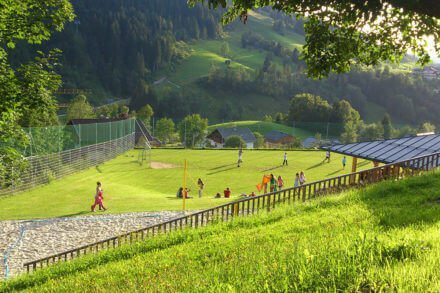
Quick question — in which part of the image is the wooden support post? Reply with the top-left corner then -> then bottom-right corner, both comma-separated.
350,157 -> 358,184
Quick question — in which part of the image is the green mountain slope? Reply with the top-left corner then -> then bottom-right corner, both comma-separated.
3,173 -> 440,291
156,10 -> 304,85
208,120 -> 313,139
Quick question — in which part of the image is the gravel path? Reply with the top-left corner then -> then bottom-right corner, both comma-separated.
0,211 -> 187,279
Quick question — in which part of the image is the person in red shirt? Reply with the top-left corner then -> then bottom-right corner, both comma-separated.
91,181 -> 107,212
224,187 -> 231,198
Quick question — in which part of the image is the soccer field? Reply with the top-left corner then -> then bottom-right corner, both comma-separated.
0,149 -> 372,220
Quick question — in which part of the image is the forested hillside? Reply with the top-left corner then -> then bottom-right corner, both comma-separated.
8,0 -> 440,126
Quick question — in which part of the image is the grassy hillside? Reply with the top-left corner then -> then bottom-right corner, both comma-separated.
3,173 -> 439,291
0,149 -> 370,220
208,120 -> 314,139
157,10 -> 304,85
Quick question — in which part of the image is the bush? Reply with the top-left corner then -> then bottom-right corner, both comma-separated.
224,135 -> 245,148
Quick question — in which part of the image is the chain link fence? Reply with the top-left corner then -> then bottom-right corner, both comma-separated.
0,119 -> 136,196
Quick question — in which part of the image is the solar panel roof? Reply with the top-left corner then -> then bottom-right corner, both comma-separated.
322,134 -> 440,164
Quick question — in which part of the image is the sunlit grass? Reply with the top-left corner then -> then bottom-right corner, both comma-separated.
0,149 -> 362,220
2,172 -> 439,291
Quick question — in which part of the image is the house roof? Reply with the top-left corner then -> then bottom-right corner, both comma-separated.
264,130 -> 293,141
302,137 -> 318,148
321,134 -> 440,164
211,127 -> 256,143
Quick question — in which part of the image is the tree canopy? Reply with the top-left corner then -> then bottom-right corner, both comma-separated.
189,0 -> 440,78
0,0 -> 74,183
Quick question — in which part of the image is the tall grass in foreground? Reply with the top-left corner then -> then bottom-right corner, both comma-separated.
2,173 -> 440,292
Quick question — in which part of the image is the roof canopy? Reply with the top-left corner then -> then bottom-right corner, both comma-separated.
322,134 -> 440,163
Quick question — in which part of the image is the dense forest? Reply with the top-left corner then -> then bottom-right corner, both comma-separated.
8,0 -> 223,103
7,0 -> 440,126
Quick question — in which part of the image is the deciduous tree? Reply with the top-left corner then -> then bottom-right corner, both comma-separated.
178,114 -> 208,147
189,0 -> 440,78
66,95 -> 95,121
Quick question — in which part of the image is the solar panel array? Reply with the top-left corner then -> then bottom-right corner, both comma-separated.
322,134 -> 440,163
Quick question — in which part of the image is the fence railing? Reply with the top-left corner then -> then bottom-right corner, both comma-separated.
23,152 -> 440,273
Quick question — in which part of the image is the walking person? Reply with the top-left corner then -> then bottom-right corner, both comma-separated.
282,152 -> 288,166
299,171 -> 306,185
277,175 -> 284,190
294,173 -> 300,187
91,181 -> 107,212
342,156 -> 347,169
269,174 -> 276,192
197,178 -> 204,198
237,148 -> 243,167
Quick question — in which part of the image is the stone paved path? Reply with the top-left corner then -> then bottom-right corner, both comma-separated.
0,211 -> 186,279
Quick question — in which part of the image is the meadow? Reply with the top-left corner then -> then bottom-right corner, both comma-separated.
0,149 -> 370,220
2,172 -> 439,291
207,120 -> 313,138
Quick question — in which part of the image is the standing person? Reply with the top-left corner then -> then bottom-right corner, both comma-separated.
277,175 -> 284,190
294,173 -> 300,187
282,152 -> 288,166
325,151 -> 331,163
269,174 -> 276,192
299,171 -> 306,185
91,181 -> 107,212
342,156 -> 347,169
237,148 -> 243,167
197,178 -> 204,198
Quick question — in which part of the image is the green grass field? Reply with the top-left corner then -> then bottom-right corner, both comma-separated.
0,149 -> 371,220
3,172 -> 439,291
208,120 -> 314,138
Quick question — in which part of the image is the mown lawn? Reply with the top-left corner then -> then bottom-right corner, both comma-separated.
2,173 -> 439,291
0,149 -> 366,220
208,120 -> 314,138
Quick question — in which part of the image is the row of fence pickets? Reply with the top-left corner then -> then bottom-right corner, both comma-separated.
23,152 -> 440,273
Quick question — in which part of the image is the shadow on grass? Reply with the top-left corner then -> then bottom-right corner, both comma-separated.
306,162 -> 324,170
358,160 -> 371,167
208,163 -> 237,171
260,165 -> 283,172
326,169 -> 344,177
207,166 -> 238,175
359,173 -> 440,228
57,211 -> 90,218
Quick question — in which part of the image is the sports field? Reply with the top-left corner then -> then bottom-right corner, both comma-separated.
0,149 -> 372,220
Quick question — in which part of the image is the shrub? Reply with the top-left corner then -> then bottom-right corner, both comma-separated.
224,135 -> 245,148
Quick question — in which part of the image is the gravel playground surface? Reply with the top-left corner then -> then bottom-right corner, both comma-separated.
0,211 -> 187,279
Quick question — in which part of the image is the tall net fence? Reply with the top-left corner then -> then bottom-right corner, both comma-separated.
0,119 -> 136,196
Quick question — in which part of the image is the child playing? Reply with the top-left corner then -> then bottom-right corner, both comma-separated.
91,181 -> 107,212
277,175 -> 284,190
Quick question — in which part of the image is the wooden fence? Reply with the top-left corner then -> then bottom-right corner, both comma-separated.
23,152 -> 440,273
